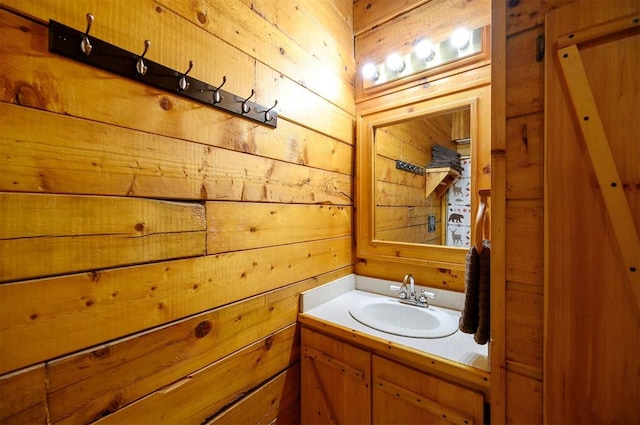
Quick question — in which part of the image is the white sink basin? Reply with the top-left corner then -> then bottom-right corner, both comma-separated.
349,298 -> 458,338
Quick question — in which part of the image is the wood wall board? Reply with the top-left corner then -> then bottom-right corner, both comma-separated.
505,199 -> 543,286
207,202 -> 352,254
0,193 -> 206,282
204,365 -> 300,425
353,0 -> 429,36
0,193 -> 205,239
505,371 -> 542,424
236,0 -> 356,81
92,324 -> 299,424
0,0 -> 354,117
505,25 -> 544,118
505,287 -> 543,371
0,364 -> 47,425
0,237 -> 352,374
46,275 -> 324,424
255,61 -> 355,143
159,0 -> 355,116
505,112 -> 544,200
375,156 -> 425,189
0,106 -> 352,205
545,2 -> 640,421
375,206 -> 432,230
505,0 -> 573,37
0,11 -> 354,146
355,258 -> 465,293
375,181 -> 428,207
1,227 -> 206,284
355,0 -> 491,66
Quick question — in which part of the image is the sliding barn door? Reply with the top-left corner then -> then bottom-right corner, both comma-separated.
545,1 -> 639,423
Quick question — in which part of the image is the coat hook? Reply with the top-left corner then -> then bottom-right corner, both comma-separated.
136,40 -> 151,76
264,100 -> 278,122
213,76 -> 226,103
80,13 -> 94,56
178,60 -> 194,91
241,89 -> 255,114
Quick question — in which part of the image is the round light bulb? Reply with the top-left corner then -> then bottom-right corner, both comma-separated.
385,53 -> 405,73
362,62 -> 379,80
451,28 -> 470,50
415,39 -> 435,61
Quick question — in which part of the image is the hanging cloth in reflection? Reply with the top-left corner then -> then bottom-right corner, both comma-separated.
459,240 -> 490,344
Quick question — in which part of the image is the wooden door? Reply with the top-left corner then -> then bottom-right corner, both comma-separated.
372,355 -> 484,425
300,328 -> 371,424
545,1 -> 640,423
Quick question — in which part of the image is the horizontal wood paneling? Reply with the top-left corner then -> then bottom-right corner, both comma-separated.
94,324 -> 300,424
0,364 -> 47,425
1,193 -> 206,282
0,237 -> 352,374
204,365 -> 300,424
0,9 -> 353,145
207,202 -> 352,254
355,257 -> 465,293
47,274 -> 329,424
353,0 -> 429,36
0,104 -> 352,203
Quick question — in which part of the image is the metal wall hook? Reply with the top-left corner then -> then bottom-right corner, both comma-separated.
264,100 -> 278,122
136,40 -> 151,76
80,13 -> 94,56
213,76 -> 226,103
178,60 -> 194,91
241,89 -> 254,113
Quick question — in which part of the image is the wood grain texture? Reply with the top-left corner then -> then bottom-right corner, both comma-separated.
0,193 -> 206,282
506,112 -> 544,200
204,365 -> 300,425
545,1 -> 640,422
505,199 -> 543,285
505,371 -> 542,424
505,26 -> 544,118
0,237 -> 352,374
0,9 -> 354,145
47,275 -> 327,424
93,325 -> 300,424
0,364 -> 47,425
207,202 -> 352,254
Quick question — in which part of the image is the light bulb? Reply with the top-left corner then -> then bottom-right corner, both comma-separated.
415,39 -> 435,61
362,62 -> 379,80
451,28 -> 470,50
385,53 -> 405,73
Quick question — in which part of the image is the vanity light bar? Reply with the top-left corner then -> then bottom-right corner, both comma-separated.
362,27 -> 484,90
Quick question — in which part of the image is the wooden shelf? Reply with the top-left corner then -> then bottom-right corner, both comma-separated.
425,167 -> 461,198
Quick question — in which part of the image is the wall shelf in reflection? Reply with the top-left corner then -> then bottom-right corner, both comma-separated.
425,167 -> 460,198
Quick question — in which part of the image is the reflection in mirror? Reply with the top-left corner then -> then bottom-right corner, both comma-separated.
374,107 -> 471,247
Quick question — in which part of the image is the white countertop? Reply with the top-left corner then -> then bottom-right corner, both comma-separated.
300,275 -> 489,371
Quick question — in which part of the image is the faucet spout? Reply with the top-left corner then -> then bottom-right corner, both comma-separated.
402,273 -> 415,300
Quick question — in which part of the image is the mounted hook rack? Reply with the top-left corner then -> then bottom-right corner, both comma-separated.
48,14 -> 278,128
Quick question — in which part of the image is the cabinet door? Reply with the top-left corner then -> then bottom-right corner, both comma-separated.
301,328 -> 371,424
372,355 -> 483,425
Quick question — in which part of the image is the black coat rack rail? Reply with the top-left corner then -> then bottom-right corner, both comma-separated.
48,14 -> 278,128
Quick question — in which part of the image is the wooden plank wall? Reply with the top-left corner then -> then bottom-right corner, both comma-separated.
0,0 -> 355,423
497,0 -> 572,423
353,0 -> 491,283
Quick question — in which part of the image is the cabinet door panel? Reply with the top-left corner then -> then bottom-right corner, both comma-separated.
301,328 -> 371,424
372,355 -> 483,425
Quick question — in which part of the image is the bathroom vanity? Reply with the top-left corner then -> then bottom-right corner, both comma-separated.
298,275 -> 489,424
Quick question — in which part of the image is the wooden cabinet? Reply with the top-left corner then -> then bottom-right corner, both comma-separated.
301,328 -> 371,424
301,327 -> 485,425
372,356 -> 484,425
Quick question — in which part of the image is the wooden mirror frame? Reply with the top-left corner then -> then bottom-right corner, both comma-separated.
356,84 -> 491,270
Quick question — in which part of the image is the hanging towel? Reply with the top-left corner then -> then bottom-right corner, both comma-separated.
458,245 -> 480,333
474,241 -> 491,345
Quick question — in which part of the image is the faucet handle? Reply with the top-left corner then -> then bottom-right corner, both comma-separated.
390,284 -> 408,299
418,290 -> 435,304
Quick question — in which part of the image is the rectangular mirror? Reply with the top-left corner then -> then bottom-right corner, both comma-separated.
356,85 -> 490,269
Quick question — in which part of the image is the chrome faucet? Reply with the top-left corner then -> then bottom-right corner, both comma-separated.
389,273 -> 435,308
